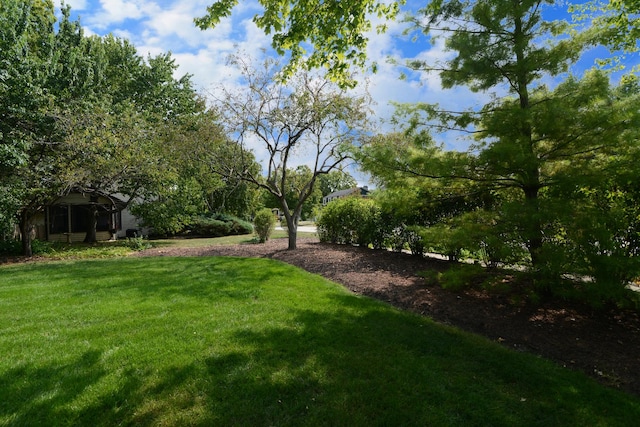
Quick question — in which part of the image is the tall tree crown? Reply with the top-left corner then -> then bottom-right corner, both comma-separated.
196,0 -> 403,87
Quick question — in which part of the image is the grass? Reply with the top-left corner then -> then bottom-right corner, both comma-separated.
27,230 -> 316,260
1,256 -> 639,426
150,229 -> 315,249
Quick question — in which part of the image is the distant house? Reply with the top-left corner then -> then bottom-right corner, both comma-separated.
322,186 -> 370,205
32,190 -> 129,243
271,208 -> 283,220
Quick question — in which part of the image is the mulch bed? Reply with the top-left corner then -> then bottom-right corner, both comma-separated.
134,237 -> 640,397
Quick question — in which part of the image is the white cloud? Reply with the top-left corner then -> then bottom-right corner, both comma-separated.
173,48 -> 239,93
60,0 -> 478,180
84,0 -> 146,29
355,11 -> 485,153
143,3 -> 207,48
55,0 -> 88,10
166,15 -> 273,94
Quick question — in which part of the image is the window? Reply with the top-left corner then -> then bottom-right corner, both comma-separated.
48,204 -> 113,233
71,205 -> 89,233
49,205 -> 69,234
96,209 -> 111,231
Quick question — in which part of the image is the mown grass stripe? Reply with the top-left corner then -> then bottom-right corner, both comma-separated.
0,256 -> 638,426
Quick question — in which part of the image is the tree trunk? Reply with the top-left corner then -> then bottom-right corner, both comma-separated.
513,12 -> 544,268
285,215 -> 298,250
279,197 -> 301,251
523,185 -> 542,268
84,205 -> 98,243
19,211 -> 33,257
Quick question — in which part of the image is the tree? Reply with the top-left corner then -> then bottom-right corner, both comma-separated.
385,1 -> 591,267
572,0 -> 639,69
542,74 -> 640,301
356,131 -> 493,225
170,109 -> 263,219
0,0 -> 58,256
207,179 -> 262,219
195,0 -> 401,87
209,55 -> 370,249
130,107 -> 262,232
49,29 -> 201,243
130,176 -> 206,236
357,1 -> 640,280
1,2 -> 207,253
262,165 -> 323,221
317,169 -> 358,198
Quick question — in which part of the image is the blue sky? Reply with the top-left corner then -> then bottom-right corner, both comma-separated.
54,0 -> 634,184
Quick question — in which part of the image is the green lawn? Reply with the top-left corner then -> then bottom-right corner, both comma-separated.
149,229 -> 316,248
31,230 -> 315,260
1,256 -> 639,426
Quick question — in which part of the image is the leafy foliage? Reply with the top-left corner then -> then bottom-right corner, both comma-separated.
355,0 -> 640,305
210,55 -> 370,249
0,239 -> 52,256
316,197 -> 384,248
0,0 -> 230,255
571,0 -> 640,70
195,0 -> 402,87
261,165 -> 323,221
130,177 -> 205,237
253,208 -> 277,243
124,237 -> 153,251
435,264 -> 488,292
1,2 -> 220,254
317,169 -> 358,197
190,213 -> 253,237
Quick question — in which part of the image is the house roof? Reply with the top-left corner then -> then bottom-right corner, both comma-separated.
325,188 -> 357,199
324,186 -> 370,199
50,188 -> 127,209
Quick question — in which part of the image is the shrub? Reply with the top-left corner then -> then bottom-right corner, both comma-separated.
405,225 -> 426,256
0,239 -> 20,256
253,208 -> 276,243
130,201 -> 189,237
190,218 -> 231,237
385,225 -> 406,253
130,177 -> 206,237
316,197 -> 383,247
31,239 -> 53,255
418,264 -> 487,292
207,213 -> 253,234
417,210 -> 526,265
419,225 -> 464,261
0,239 -> 52,256
125,237 -> 153,251
190,214 -> 253,237
438,264 -> 487,291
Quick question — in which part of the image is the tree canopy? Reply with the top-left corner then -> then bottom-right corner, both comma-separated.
572,0 -> 639,69
355,0 -> 640,302
196,0 -> 402,87
208,55 -> 371,249
0,1 -> 212,254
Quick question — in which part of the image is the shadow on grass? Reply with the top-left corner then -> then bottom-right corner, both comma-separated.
57,257 -> 290,303
22,295 -> 630,426
2,260 -> 640,426
0,350 -> 142,425
192,294 -> 640,426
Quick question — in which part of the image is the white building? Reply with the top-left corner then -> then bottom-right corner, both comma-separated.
322,186 -> 370,205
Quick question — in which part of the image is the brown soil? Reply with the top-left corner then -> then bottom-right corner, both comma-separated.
134,237 -> 640,397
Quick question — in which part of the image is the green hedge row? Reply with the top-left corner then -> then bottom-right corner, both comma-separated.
315,197 -> 425,253
189,213 -> 253,237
